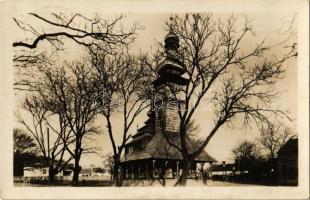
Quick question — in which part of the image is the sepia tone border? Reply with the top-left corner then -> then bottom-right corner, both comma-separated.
0,0 -> 309,199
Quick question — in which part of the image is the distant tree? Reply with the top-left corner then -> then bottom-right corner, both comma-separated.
259,122 -> 292,159
233,140 -> 261,161
232,140 -> 262,174
13,128 -> 37,176
103,154 -> 115,182
13,128 -> 37,155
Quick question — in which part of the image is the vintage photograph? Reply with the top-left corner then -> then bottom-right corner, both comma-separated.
0,0 -> 309,199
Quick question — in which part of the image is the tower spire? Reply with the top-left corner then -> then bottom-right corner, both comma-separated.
169,16 -> 173,31
152,16 -> 189,87
164,16 -> 179,51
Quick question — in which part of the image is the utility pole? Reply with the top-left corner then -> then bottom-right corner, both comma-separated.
47,127 -> 50,161
47,127 -> 52,184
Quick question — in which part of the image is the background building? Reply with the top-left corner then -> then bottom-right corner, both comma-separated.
277,137 -> 298,185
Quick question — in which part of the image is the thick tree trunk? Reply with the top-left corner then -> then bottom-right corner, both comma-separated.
175,160 -> 191,186
72,167 -> 80,186
161,166 -> 167,186
112,156 -> 122,186
48,166 -> 55,185
72,159 -> 81,186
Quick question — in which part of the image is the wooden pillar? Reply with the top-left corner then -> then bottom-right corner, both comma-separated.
125,165 -> 128,180
146,162 -> 148,179
164,161 -> 168,178
176,161 -> 179,178
201,162 -> 205,179
138,164 -> 141,179
201,162 -> 207,184
131,164 -> 134,179
152,160 -> 155,178
209,162 -> 213,180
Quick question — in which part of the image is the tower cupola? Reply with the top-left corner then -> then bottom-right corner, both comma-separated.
153,17 -> 189,88
164,29 -> 179,51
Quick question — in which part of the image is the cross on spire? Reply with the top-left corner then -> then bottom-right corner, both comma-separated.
169,16 -> 174,30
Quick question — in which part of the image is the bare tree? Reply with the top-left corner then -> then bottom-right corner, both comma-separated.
232,140 -> 261,174
17,57 -> 101,186
259,121 -> 291,159
13,12 -> 139,92
42,61 -> 101,186
91,47 -> 152,186
232,140 -> 261,161
13,12 -> 138,53
157,113 -> 204,186
17,94 -> 74,184
148,14 -> 296,185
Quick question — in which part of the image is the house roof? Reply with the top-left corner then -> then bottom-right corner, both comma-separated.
80,168 -> 92,174
126,133 -> 152,145
210,163 -> 235,172
92,167 -> 105,173
121,130 -> 216,163
63,163 -> 74,170
278,137 -> 298,155
132,113 -> 155,139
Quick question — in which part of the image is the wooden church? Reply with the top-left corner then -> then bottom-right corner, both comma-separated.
120,22 -> 216,180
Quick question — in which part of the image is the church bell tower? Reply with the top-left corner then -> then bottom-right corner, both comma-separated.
152,17 -> 189,134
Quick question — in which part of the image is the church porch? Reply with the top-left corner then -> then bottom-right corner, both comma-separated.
120,159 -> 211,180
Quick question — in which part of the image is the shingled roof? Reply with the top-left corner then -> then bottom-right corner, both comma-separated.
121,130 -> 216,163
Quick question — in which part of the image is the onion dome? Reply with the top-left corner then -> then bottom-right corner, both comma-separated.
157,19 -> 185,77
153,17 -> 189,88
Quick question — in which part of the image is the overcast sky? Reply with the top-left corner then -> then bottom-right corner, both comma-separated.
13,10 -> 297,167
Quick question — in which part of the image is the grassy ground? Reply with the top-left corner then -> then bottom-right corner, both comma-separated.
14,180 -> 112,187
14,179 -> 263,187
122,179 -> 256,187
